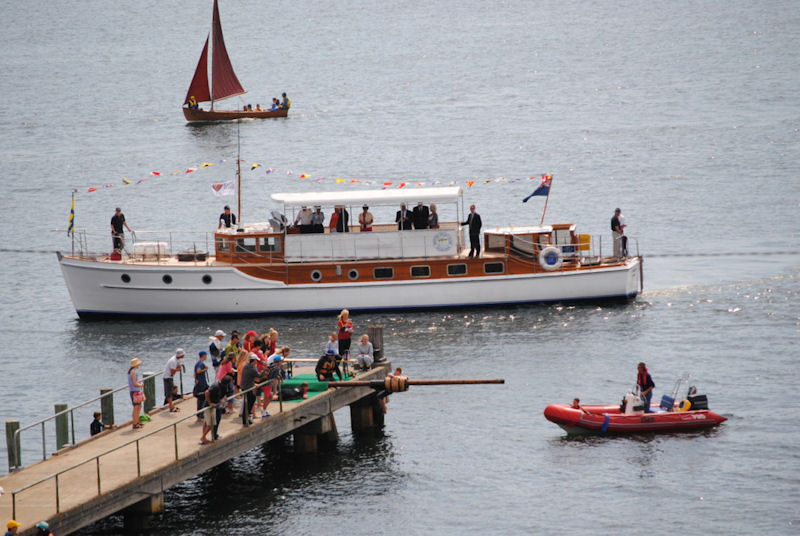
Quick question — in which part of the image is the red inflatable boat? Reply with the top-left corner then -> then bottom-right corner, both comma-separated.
544,390 -> 727,435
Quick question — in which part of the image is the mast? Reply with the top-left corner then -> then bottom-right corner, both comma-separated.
236,121 -> 241,224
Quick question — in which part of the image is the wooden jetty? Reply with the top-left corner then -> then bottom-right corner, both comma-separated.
0,363 -> 391,536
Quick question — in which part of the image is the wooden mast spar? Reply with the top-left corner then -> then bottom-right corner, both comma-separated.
327,377 -> 505,394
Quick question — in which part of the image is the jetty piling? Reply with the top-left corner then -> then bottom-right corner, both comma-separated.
5,421 -> 20,469
143,372 -> 156,413
55,404 -> 69,451
100,388 -> 114,427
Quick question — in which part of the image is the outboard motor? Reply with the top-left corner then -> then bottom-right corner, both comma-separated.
620,391 -> 644,415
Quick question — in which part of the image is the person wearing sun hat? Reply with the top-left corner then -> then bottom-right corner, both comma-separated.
208,329 -> 226,373
6,519 -> 21,536
128,357 -> 145,430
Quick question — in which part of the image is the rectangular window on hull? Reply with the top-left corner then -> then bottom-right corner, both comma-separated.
484,262 -> 504,274
410,266 -> 430,278
374,267 -> 394,279
447,264 -> 467,276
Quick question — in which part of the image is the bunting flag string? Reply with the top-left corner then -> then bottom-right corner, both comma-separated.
69,156 -> 551,198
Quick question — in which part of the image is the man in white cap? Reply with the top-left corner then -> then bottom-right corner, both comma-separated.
163,348 -> 185,412
310,205 -> 325,233
208,329 -> 226,373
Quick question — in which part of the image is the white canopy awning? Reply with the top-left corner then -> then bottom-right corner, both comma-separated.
271,186 -> 463,208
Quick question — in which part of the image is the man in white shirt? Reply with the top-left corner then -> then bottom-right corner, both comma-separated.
163,348 -> 185,412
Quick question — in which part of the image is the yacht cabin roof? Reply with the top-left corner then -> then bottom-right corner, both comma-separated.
271,187 -> 464,208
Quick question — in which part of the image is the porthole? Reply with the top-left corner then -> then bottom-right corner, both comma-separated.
121,273 -> 131,283
348,269 -> 359,281
311,270 -> 322,282
162,274 -> 173,284
202,275 -> 213,284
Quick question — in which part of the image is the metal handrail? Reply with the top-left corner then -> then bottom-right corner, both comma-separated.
10,378 -> 287,519
9,372 -> 160,472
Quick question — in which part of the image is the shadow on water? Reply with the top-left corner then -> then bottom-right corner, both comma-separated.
81,428 -> 400,535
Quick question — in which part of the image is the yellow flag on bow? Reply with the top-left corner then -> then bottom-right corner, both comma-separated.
67,196 -> 75,236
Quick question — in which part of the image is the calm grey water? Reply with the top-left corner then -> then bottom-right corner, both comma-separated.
1,0 -> 799,534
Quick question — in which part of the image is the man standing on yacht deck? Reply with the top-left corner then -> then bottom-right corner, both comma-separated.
461,204 -> 482,257
218,205 -> 237,229
611,208 -> 625,259
110,207 -> 132,251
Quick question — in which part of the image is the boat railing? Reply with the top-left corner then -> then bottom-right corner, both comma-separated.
65,228 -> 216,262
505,233 -> 639,264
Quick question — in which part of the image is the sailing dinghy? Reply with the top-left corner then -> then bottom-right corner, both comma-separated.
183,0 -> 288,121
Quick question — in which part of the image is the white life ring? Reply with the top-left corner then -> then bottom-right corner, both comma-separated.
539,246 -> 563,271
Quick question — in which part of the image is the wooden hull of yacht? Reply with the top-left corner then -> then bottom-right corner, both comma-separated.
183,107 -> 288,122
56,253 -> 642,318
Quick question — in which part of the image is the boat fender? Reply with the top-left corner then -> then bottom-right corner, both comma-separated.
539,246 -> 563,271
600,414 -> 610,433
678,399 -> 692,412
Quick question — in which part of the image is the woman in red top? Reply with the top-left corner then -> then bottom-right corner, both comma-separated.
243,330 -> 258,352
337,309 -> 354,357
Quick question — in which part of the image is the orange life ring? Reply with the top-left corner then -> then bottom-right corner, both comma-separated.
678,399 -> 692,412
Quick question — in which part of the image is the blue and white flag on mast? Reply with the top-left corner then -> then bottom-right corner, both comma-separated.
522,174 -> 552,202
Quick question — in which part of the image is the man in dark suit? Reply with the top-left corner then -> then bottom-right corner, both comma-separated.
412,202 -> 430,230
395,203 -> 412,230
461,204 -> 482,257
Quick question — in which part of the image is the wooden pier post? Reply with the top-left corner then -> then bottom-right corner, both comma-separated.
55,403 -> 69,450
100,388 -> 114,426
5,420 -> 20,470
350,394 -> 385,431
123,492 -> 164,531
293,413 -> 338,453
367,325 -> 384,362
143,373 -> 156,414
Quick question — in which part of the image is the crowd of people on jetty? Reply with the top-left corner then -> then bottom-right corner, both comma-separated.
123,309 -> 389,446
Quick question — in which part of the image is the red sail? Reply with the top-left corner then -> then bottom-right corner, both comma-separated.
184,37 -> 211,105
210,0 -> 245,101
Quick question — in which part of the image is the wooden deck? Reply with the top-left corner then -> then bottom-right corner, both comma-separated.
0,364 -> 390,536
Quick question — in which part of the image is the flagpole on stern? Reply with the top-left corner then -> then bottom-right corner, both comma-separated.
540,174 -> 552,225
236,121 -> 242,227
69,191 -> 75,256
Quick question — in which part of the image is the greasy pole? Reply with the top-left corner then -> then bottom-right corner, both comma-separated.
327,377 -> 505,394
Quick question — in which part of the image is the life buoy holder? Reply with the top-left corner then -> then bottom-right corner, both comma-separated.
539,246 -> 563,271
678,399 -> 692,412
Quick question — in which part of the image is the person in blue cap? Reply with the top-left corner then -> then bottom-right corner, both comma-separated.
35,521 -> 53,536
193,351 -> 210,418
315,348 -> 343,382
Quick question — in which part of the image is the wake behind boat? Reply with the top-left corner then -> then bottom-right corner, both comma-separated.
57,185 -> 642,318
182,0 -> 289,122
